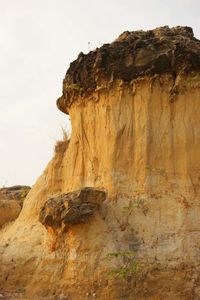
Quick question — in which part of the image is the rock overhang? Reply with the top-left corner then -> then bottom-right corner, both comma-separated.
39,187 -> 107,233
57,26 -> 200,114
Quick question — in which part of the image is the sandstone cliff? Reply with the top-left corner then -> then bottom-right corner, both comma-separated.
0,26 -> 200,300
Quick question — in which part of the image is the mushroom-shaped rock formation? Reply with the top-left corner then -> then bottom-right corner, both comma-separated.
57,25 -> 200,114
39,187 -> 106,232
0,26 -> 200,300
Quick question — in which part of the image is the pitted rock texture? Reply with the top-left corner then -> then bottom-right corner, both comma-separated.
57,26 -> 200,113
39,187 -> 106,232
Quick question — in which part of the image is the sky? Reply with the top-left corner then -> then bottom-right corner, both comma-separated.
0,0 -> 199,187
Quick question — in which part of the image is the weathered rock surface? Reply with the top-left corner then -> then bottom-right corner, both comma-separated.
0,185 -> 30,202
57,25 -> 200,114
39,187 -> 106,232
0,26 -> 200,299
0,186 -> 30,227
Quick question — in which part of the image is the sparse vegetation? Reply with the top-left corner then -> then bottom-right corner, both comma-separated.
146,165 -> 167,179
18,187 -> 30,199
106,251 -> 138,278
65,83 -> 83,92
122,166 -> 167,216
123,197 -> 148,216
54,126 -> 70,154
189,72 -> 200,81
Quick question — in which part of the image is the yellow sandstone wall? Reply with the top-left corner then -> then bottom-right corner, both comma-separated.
0,74 -> 200,299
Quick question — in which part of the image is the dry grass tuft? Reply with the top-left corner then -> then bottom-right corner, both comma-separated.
54,127 -> 70,154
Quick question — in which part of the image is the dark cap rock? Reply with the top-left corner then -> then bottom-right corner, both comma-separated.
57,26 -> 200,114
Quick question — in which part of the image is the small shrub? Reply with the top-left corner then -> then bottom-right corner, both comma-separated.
55,126 -> 70,154
19,188 -> 30,199
123,196 -> 149,216
106,251 -> 138,278
65,83 -> 83,92
123,199 -> 144,211
188,72 -> 200,81
146,165 -> 167,179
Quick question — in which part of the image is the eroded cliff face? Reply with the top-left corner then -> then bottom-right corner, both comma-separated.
0,26 -> 200,300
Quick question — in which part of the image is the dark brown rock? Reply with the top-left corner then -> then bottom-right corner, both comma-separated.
57,26 -> 200,114
0,185 -> 31,203
39,187 -> 106,232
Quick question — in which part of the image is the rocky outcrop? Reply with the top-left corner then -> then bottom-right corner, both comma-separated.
57,25 -> 200,114
0,186 -> 30,227
0,185 -> 30,202
39,187 -> 106,232
0,26 -> 200,299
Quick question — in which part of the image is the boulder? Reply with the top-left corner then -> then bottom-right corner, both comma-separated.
39,187 -> 106,232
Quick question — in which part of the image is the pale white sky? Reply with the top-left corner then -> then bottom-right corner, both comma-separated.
0,0 -> 199,186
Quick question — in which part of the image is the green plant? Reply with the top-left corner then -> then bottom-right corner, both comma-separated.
146,165 -> 167,180
17,287 -> 26,293
65,83 -> 83,92
123,196 -> 149,216
146,165 -> 165,175
106,251 -> 138,278
188,72 -> 200,81
123,198 -> 145,211
19,189 -> 29,199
